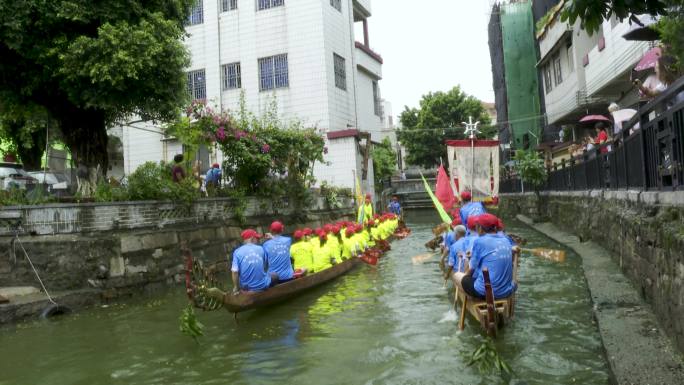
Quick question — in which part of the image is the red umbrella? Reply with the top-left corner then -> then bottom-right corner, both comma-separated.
634,47 -> 661,72
579,115 -> 611,123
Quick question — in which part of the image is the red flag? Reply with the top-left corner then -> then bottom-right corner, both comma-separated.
435,165 -> 456,212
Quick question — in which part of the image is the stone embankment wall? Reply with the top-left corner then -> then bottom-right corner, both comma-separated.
0,196 -> 355,299
500,190 -> 684,352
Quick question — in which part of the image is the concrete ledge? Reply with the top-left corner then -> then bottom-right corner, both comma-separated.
504,190 -> 684,207
517,215 -> 684,385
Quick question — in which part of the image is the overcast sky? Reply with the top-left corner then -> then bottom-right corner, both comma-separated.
366,0 -> 496,118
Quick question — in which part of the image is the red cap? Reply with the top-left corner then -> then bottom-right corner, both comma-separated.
451,217 -> 462,227
270,221 -> 284,233
345,228 -> 354,237
212,163 -> 220,168
293,230 -> 304,240
467,216 -> 479,230
365,193 -> 371,199
303,228 -> 313,236
323,224 -> 333,233
355,224 -> 363,233
317,229 -> 327,240
367,219 -> 375,226
477,213 -> 499,230
241,229 -> 261,240
496,218 -> 504,230
460,191 -> 472,201
373,214 -> 380,219
332,225 -> 341,234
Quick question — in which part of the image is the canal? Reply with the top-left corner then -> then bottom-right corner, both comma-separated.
0,214 -> 610,385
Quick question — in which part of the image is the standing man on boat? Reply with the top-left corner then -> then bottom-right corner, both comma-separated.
231,229 -> 277,294
263,221 -> 295,284
452,214 -> 515,300
459,191 -> 486,231
358,193 -> 374,224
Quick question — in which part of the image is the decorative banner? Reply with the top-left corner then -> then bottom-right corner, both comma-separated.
446,140 -> 500,200
435,165 -> 456,211
420,173 -> 452,224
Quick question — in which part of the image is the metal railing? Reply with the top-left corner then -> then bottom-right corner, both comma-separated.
501,76 -> 684,193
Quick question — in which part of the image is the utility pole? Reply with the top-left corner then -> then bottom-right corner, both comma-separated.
461,116 -> 480,194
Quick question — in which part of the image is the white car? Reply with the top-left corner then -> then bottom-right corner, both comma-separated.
0,163 -> 38,191
28,171 -> 70,194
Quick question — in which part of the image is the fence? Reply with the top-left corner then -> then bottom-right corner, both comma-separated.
0,195 -> 354,236
501,76 -> 684,193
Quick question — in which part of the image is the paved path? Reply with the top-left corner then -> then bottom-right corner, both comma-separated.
518,215 -> 684,385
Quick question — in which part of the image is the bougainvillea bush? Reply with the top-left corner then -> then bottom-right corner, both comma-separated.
166,98 -> 326,198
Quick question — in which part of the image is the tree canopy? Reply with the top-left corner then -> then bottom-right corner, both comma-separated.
397,87 -> 494,169
561,0 -> 668,34
0,0 -> 193,187
372,137 -> 397,190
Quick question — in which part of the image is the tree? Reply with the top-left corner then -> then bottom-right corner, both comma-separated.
561,0 -> 668,34
0,103 -> 49,170
513,149 -> 547,195
397,86 -> 493,168
372,137 -> 397,190
0,0 -> 193,194
657,1 -> 684,72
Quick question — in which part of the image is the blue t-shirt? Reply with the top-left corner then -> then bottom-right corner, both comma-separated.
263,235 -> 294,281
497,231 -> 515,246
469,233 -> 515,298
447,237 -> 467,272
463,233 -> 479,255
444,231 -> 456,250
460,202 -> 486,230
206,168 -> 222,183
231,243 -> 271,291
389,201 -> 401,215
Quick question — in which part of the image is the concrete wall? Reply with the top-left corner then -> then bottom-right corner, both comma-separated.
0,197 -> 356,299
500,191 -> 684,352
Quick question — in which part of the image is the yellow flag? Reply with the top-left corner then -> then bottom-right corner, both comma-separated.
355,174 -> 364,208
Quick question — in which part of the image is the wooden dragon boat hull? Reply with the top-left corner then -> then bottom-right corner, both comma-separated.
213,256 -> 362,313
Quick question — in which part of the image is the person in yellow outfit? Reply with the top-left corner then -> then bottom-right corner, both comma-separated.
341,227 -> 358,260
290,230 -> 314,274
363,220 -> 376,248
329,225 -> 345,261
312,230 -> 334,272
357,193 -> 374,223
370,219 -> 382,243
355,224 -> 367,251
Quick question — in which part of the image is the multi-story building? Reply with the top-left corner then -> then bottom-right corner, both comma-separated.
536,1 -> 651,139
114,0 -> 386,192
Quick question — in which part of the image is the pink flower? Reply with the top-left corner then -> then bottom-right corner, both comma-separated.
235,130 -> 248,139
261,144 -> 271,154
216,126 -> 226,141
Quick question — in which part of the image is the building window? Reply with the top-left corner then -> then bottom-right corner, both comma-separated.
187,69 -> 206,100
221,0 -> 237,12
544,65 -> 553,94
258,0 -> 284,10
222,62 -> 241,90
373,81 -> 382,117
330,0 -> 342,11
258,54 -> 288,91
553,54 -> 563,85
567,43 -> 574,73
186,0 -> 203,25
333,53 -> 346,90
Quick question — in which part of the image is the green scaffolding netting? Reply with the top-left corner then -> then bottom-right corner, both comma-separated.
501,1 -> 541,149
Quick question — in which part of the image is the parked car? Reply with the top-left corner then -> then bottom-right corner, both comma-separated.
0,163 -> 37,191
28,171 -> 70,195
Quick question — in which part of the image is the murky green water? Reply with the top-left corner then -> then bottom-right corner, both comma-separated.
0,213 -> 610,385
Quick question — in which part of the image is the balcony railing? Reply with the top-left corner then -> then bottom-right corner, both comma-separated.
501,75 -> 684,193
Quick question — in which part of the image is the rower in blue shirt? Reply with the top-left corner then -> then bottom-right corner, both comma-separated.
462,216 -> 480,256
231,229 -> 276,294
452,214 -> 516,300
444,225 -> 467,280
263,221 -> 295,283
459,191 -> 486,233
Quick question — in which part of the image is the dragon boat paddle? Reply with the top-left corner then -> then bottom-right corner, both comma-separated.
521,247 -> 566,263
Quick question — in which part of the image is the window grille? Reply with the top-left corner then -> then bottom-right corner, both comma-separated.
330,0 -> 341,11
222,62 -> 241,90
187,69 -> 206,100
333,53 -> 346,90
544,65 -> 553,93
259,54 -> 288,91
258,0 -> 284,11
221,0 -> 237,11
553,55 -> 563,85
186,0 -> 204,25
373,81 -> 382,117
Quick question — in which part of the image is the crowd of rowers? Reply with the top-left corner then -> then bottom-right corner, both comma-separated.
438,191 -> 518,301
230,210 -> 401,295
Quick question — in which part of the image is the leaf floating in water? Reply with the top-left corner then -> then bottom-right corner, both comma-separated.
179,304 -> 204,342
466,337 -> 513,376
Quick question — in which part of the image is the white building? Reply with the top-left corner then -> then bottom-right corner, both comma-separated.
114,0 -> 385,192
